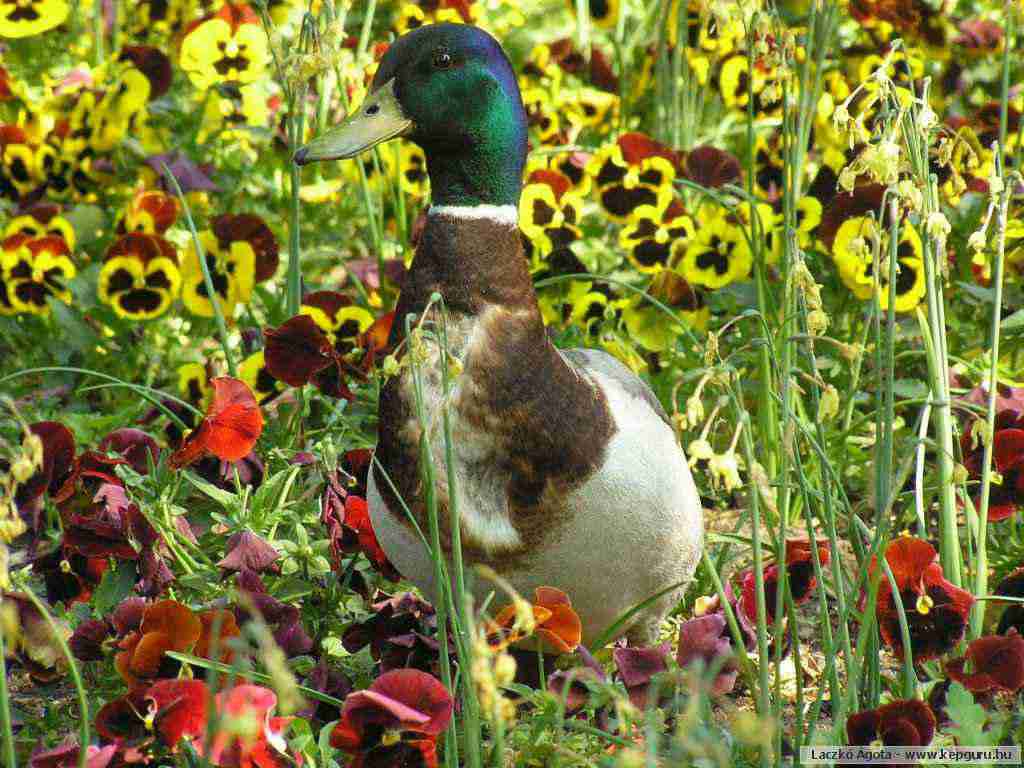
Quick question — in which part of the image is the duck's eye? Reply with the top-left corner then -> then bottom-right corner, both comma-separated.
432,50 -> 453,70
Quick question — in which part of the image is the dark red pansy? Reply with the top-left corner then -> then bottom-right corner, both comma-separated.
234,570 -> 314,658
97,428 -> 161,475
300,657 -> 354,722
738,539 -> 831,624
114,599 -> 202,688
684,145 -> 742,189
846,699 -> 936,749
945,630 -> 1024,695
170,377 -> 264,468
218,529 -> 281,574
613,642 -> 671,709
264,314 -> 337,386
60,482 -> 139,561
95,688 -> 151,743
331,669 -> 453,768
873,537 -> 975,662
342,591 -> 446,676
112,596 -> 149,636
69,618 -> 111,661
32,547 -> 108,606
146,679 -> 210,748
617,132 -> 681,168
676,613 -> 738,695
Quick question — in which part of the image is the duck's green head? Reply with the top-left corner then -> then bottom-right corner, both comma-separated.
295,24 -> 528,208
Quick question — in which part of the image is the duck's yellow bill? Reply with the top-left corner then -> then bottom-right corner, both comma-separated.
293,79 -> 412,165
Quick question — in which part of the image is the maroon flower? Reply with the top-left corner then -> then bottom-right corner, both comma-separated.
330,669 -> 453,768
945,630 -> 1024,695
738,539 -> 831,625
97,428 -> 161,475
13,421 -> 75,529
872,536 -> 974,662
300,657 -> 353,722
322,479 -> 399,581
613,642 -> 671,709
61,482 -> 138,561
218,530 -> 280,574
69,618 -> 111,661
547,667 -> 602,715
846,700 -> 936,753
962,422 -> 1024,522
264,314 -> 338,386
676,613 -> 738,695
343,592 -> 446,675
684,145 -> 741,189
234,570 -> 314,657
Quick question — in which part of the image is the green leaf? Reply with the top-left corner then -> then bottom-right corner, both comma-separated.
93,561 -> 139,615
1002,308 -> 1024,332
183,472 -> 240,509
946,682 -> 1003,747
48,300 -> 99,355
251,465 -> 300,520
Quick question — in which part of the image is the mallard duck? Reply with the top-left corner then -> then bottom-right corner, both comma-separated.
295,23 -> 703,646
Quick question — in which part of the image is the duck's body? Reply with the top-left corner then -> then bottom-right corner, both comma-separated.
296,24 -> 703,646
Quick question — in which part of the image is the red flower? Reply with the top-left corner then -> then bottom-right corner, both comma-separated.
171,377 -> 264,468
614,642 -> 671,708
146,679 -> 210,748
996,566 -> 1024,635
676,613 -> 738,695
847,700 -> 936,758
737,539 -> 831,624
945,630 -> 1024,695
263,314 -> 337,386
684,145 -> 742,189
218,530 -> 281,574
330,669 -> 453,768
12,421 -> 75,517
205,684 -> 294,768
962,423 -> 1024,522
873,537 -> 974,662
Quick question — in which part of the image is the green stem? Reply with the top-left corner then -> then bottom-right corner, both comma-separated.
0,621 -> 16,768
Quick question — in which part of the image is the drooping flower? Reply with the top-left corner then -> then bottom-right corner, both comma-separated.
676,613 -> 738,695
97,428 -> 161,475
99,232 -> 181,320
613,642 -> 671,708
170,377 -> 264,468
873,536 -> 974,662
342,592 -> 446,675
330,669 -> 454,768
218,530 -> 281,574
846,699 -> 936,755
180,4 -> 269,90
264,314 -> 338,387
945,630 -> 1024,695
0,0 -> 70,38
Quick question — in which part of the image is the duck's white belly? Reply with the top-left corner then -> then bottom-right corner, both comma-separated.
367,367 -> 704,646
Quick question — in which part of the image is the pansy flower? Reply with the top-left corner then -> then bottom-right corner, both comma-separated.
526,150 -> 592,197
677,613 -> 739,695
737,539 -> 831,625
492,587 -> 582,653
872,536 -> 974,662
399,144 -> 429,197
298,290 -> 376,396
586,133 -> 678,223
716,52 -> 786,120
677,208 -> 753,289
0,0 -> 69,38
170,377 -> 264,468
846,699 -> 936,753
614,642 -> 671,708
0,233 -> 75,315
204,684 -> 295,768
118,189 -> 179,235
341,592 -> 444,673
90,66 -> 154,154
618,270 -> 708,353
114,599 -> 202,687
1,125 -> 38,200
996,567 -> 1024,636
563,86 -> 619,132
521,86 -> 563,145
3,203 -> 75,248
181,213 -> 278,318
520,170 -> 585,259
667,0 -> 744,56
832,215 -> 925,313
99,232 -> 181,320
945,631 -> 1024,695
330,669 -> 454,768
619,198 -> 695,274
180,4 -> 269,90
